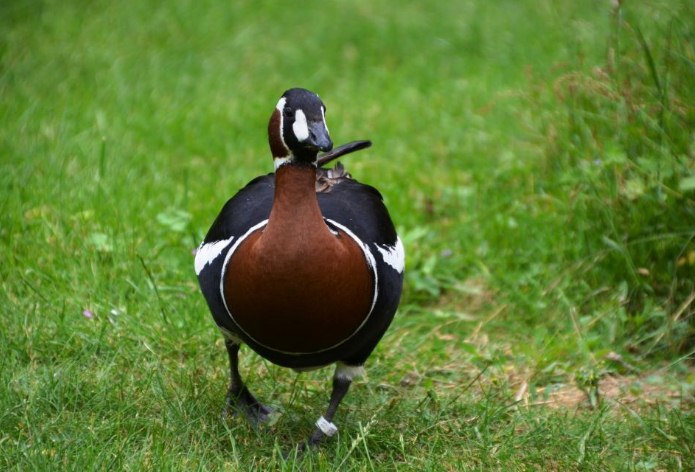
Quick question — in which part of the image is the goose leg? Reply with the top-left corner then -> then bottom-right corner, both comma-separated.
223,339 -> 273,425
305,363 -> 363,447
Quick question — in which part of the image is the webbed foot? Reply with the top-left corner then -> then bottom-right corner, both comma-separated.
222,386 -> 276,425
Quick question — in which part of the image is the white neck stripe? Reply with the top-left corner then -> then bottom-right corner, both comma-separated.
274,97 -> 290,159
320,106 -> 329,134
275,97 -> 286,111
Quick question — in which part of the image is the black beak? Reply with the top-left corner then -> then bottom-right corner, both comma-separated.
306,121 -> 333,152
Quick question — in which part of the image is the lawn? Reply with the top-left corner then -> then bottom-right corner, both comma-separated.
1,0 -> 694,469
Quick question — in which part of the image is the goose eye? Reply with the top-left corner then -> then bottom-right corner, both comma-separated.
283,107 -> 293,117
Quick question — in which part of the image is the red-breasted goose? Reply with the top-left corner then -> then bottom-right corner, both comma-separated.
195,88 -> 404,448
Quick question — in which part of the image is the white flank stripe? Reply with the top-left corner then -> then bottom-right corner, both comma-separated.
194,236 -> 235,275
293,109 -> 309,142
376,237 -> 405,273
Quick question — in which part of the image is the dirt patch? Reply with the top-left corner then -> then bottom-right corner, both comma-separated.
513,371 -> 692,410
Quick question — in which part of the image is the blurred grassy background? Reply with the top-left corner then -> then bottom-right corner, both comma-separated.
1,0 -> 694,469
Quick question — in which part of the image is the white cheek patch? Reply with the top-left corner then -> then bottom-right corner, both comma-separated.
293,109 -> 309,142
275,97 -> 286,112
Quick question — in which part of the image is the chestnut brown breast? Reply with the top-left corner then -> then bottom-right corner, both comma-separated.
222,165 -> 375,354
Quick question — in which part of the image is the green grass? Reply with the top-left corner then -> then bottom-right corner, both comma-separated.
2,0 -> 694,469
